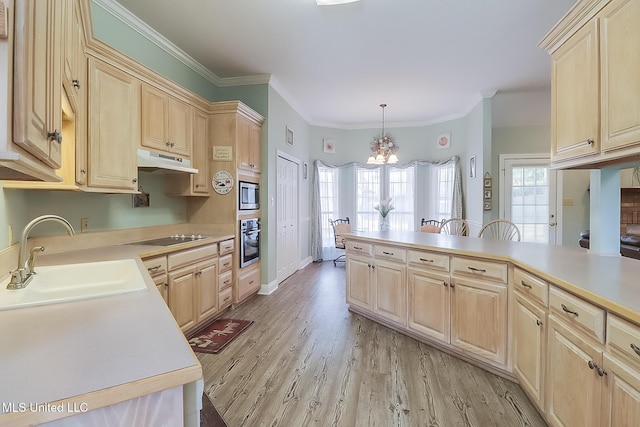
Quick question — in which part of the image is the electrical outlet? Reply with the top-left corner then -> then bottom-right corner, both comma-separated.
562,198 -> 575,207
81,218 -> 89,232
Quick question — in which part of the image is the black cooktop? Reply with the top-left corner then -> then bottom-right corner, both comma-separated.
130,235 -> 206,246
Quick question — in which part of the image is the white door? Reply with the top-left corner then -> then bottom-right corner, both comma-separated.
277,155 -> 299,283
501,155 -> 559,244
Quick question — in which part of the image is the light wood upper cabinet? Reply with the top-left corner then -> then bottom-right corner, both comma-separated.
12,0 -> 64,169
551,19 -> 600,162
141,83 -> 192,158
600,0 -> 640,152
87,57 -> 139,191
237,115 -> 261,173
191,109 -> 210,194
541,0 -> 640,168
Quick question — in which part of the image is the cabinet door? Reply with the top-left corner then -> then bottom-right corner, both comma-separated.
167,97 -> 192,158
600,0 -> 640,151
407,268 -> 450,342
450,276 -> 508,365
237,116 -> 252,172
70,0 -> 87,186
600,353 -> 640,427
513,295 -> 546,410
191,109 -> 210,194
250,121 -> 261,173
346,255 -> 372,310
546,317 -> 602,427
551,19 -> 600,162
168,267 -> 197,332
196,259 -> 218,321
141,84 -> 169,152
87,58 -> 139,190
13,0 -> 63,168
373,259 -> 406,325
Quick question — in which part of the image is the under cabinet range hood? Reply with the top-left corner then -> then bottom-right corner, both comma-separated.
136,149 -> 198,174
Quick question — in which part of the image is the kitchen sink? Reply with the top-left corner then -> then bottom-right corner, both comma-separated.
0,259 -> 148,311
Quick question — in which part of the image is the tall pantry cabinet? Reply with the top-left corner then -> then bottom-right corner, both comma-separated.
188,101 -> 264,305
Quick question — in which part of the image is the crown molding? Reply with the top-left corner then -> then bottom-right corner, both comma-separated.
91,0 -> 269,87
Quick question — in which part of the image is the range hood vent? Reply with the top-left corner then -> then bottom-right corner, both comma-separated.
137,149 -> 198,174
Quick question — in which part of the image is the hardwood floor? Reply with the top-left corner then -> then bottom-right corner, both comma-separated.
198,262 -> 547,427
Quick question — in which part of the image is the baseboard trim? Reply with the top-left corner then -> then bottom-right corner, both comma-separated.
258,279 -> 278,295
299,256 -> 312,270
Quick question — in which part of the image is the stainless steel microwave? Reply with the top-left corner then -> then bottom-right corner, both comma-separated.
239,181 -> 259,210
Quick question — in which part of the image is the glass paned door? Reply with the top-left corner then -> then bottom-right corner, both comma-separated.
504,158 -> 558,244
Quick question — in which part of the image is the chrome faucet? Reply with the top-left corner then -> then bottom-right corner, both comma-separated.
7,215 -> 75,290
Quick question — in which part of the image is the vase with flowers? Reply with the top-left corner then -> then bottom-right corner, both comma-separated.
374,197 -> 394,231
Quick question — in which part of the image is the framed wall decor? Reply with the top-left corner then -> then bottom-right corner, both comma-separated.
469,156 -> 476,178
484,190 -> 492,199
483,201 -> 492,211
323,138 -> 335,154
484,172 -> 492,188
436,132 -> 451,149
286,126 -> 294,146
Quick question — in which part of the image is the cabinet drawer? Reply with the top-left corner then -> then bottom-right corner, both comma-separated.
346,241 -> 372,256
607,314 -> 640,369
142,256 -> 167,278
218,270 -> 233,291
513,267 -> 549,306
407,250 -> 449,273
219,239 -> 234,256
452,256 -> 508,283
219,254 -> 233,272
238,267 -> 260,300
549,286 -> 605,343
373,245 -> 406,263
219,287 -> 232,309
168,244 -> 218,271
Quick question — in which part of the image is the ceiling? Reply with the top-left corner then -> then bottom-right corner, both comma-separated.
110,0 -> 575,128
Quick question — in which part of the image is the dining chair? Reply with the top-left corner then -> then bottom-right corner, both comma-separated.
328,217 -> 351,266
420,218 -> 442,233
478,219 -> 521,241
439,218 -> 470,236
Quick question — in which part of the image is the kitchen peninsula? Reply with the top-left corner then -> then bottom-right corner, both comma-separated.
345,231 -> 640,426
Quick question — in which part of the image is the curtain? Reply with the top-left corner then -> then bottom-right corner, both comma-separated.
310,156 -> 462,262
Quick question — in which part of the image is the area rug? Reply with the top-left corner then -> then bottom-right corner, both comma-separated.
188,319 -> 253,354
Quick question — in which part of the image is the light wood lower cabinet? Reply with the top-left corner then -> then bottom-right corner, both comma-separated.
450,275 -> 508,365
407,268 -> 450,342
513,294 -> 546,410
346,254 -> 373,311
546,316 -> 603,427
168,265 -> 197,332
600,353 -> 640,427
372,258 -> 406,325
237,264 -> 260,303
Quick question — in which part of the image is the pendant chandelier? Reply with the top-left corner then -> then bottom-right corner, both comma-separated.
367,103 -> 399,164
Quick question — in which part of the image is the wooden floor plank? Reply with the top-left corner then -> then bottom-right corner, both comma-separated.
198,262 -> 547,427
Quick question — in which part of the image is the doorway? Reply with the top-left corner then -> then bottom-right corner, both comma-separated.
500,154 -> 561,244
276,154 -> 300,283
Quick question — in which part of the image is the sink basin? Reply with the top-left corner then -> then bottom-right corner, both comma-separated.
0,259 -> 148,311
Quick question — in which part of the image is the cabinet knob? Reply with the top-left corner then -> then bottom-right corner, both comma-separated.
449,282 -> 455,289
521,280 -> 532,289
630,343 -> 640,357
72,79 -> 80,89
47,130 -> 62,144
536,319 -> 543,326
132,178 -> 138,183
80,169 -> 86,174
587,139 -> 594,145
165,141 -> 171,147
443,281 -> 448,287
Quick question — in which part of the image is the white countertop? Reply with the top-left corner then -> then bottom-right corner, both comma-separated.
0,243 -> 207,424
347,231 -> 640,323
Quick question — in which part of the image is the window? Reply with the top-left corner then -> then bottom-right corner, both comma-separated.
318,166 -> 340,246
388,166 -> 415,231
431,163 -> 454,221
355,167 -> 381,231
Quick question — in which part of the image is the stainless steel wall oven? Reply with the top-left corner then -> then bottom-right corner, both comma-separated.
240,218 -> 260,268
